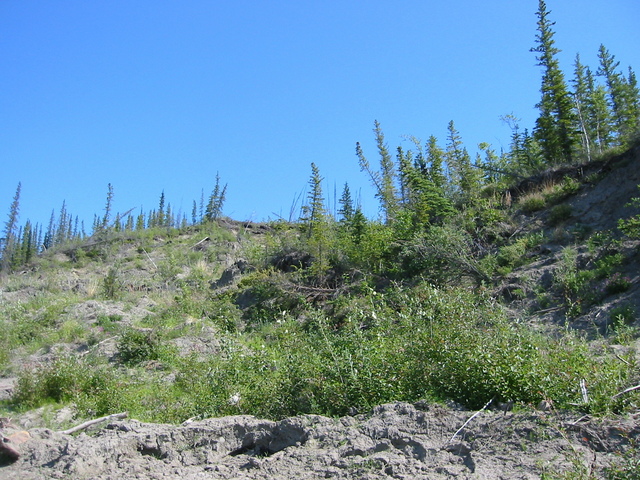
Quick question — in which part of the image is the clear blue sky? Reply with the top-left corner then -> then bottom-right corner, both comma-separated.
1,1 -> 639,230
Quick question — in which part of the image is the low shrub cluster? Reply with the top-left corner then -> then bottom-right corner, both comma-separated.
9,282 -> 637,422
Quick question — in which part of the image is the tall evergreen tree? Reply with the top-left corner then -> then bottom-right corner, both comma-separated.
135,211 -> 146,231
597,45 -> 640,143
426,135 -> 447,190
43,211 -> 56,250
166,203 -> 173,228
199,189 -> 205,223
374,120 -> 399,221
300,163 -> 331,279
1,182 -> 21,272
572,54 -> 594,160
531,0 -> 577,164
356,121 -> 399,223
205,173 -> 227,222
625,66 -> 640,136
113,213 -> 122,232
55,201 -> 68,245
35,223 -> 43,253
445,121 -> 481,200
337,183 -> 354,222
585,66 -> 613,153
191,200 -> 198,225
300,163 -> 326,237
20,220 -> 35,265
157,191 -> 166,227
100,183 -> 114,232
597,44 -> 626,141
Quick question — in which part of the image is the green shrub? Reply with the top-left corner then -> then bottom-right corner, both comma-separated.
12,356 -> 113,410
101,267 -> 122,300
610,304 -> 636,324
117,328 -> 161,365
549,204 -> 572,225
519,193 -> 546,213
604,273 -> 632,295
605,442 -> 640,480
496,232 -> 544,271
96,314 -> 123,333
618,185 -> 640,238
399,224 -> 490,285
595,253 -> 624,279
560,177 -> 580,197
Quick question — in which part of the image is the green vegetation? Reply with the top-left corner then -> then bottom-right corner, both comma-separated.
0,9 -> 638,480
4,279 -> 636,422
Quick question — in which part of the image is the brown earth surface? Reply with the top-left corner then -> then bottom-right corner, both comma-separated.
2,401 -> 639,479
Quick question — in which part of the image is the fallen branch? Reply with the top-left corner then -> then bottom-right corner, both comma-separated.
58,412 -> 128,435
447,398 -> 493,444
565,414 -> 590,427
191,237 -> 211,250
612,384 -> 640,399
141,248 -> 158,270
615,354 -> 632,366
79,335 -> 117,357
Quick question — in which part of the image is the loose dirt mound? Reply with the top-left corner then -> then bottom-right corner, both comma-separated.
2,402 -> 638,479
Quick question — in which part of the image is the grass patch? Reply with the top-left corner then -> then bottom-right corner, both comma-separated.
10,282 -> 636,422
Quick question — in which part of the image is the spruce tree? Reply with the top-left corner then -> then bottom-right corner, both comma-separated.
597,45 -> 626,141
157,191 -> 166,227
101,183 -> 114,232
338,183 -> 354,222
166,203 -> 173,228
55,201 -> 68,245
135,211 -> 145,231
205,173 -> 227,222
356,121 -> 399,223
374,120 -> 398,222
300,163 -> 330,279
572,54 -> 593,160
20,220 -> 34,265
113,213 -> 122,232
35,223 -> 43,253
585,66 -> 613,153
596,45 -> 639,143
445,121 -> 481,201
191,200 -> 198,225
426,135 -> 447,190
1,182 -> 21,272
300,163 -> 326,237
531,0 -> 577,164
624,66 -> 640,136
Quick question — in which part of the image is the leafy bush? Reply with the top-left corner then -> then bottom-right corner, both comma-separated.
549,204 -> 572,225
10,281 -> 636,422
618,185 -> 640,238
605,442 -> 640,480
12,356 -> 114,410
117,328 -> 162,365
518,192 -> 546,213
609,304 -> 636,325
399,224 -> 490,285
604,273 -> 632,295
560,177 -> 580,197
101,267 -> 122,300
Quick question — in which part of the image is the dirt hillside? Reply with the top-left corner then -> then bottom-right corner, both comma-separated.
1,145 -> 640,479
2,402 -> 639,479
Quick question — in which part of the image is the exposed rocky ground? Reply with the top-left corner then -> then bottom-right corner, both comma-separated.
2,402 -> 639,479
2,146 -> 640,479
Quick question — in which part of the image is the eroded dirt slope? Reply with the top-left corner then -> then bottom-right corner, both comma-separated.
3,402 -> 639,479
